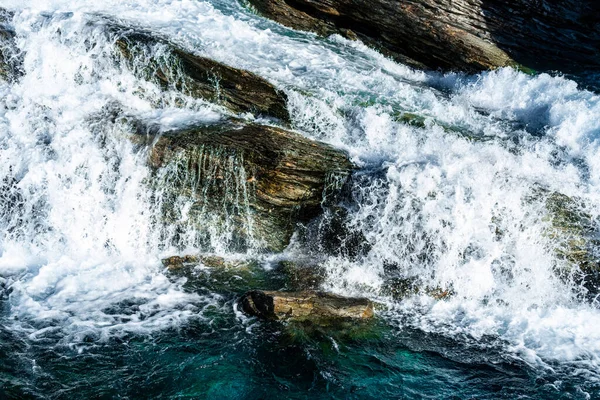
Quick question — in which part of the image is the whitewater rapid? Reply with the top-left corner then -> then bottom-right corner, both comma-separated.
0,0 -> 599,383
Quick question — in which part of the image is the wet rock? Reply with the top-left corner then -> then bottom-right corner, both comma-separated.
0,10 -> 19,82
0,39 -> 7,80
161,254 -> 277,294
298,205 -> 371,260
115,30 -> 289,121
147,121 -> 354,252
380,276 -> 453,300
276,260 -> 326,290
239,290 -> 374,321
163,255 -> 328,293
162,254 -> 254,272
247,0 -> 599,76
543,191 -> 600,294
162,255 -> 202,271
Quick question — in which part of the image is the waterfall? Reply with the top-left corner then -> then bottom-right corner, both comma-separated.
0,0 -> 599,390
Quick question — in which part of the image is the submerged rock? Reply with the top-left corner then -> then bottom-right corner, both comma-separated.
0,35 -> 7,80
246,0 -> 599,75
162,254 -> 274,294
115,31 -> 289,121
297,205 -> 372,261
239,290 -> 374,321
147,122 -> 354,252
163,254 -> 329,294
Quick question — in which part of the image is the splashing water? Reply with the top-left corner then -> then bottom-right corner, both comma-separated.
0,0 -> 600,397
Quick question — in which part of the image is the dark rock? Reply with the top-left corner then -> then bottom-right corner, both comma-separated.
247,0 -> 600,76
115,30 -> 289,121
239,290 -> 374,321
277,260 -> 326,290
298,205 -> 371,260
146,121 -> 354,252
380,276 -> 453,300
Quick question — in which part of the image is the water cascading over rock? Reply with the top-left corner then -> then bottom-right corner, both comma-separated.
114,28 -> 290,122
143,122 -> 354,252
104,27 -> 354,252
542,190 -> 600,296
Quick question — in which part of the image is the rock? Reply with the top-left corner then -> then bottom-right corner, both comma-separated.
543,191 -> 600,294
247,0 -> 599,76
276,260 -> 326,290
162,255 -> 328,292
297,206 -> 371,260
162,254 -> 254,271
162,255 -> 202,271
0,41 -> 7,80
115,30 -> 289,121
147,121 -> 354,252
0,10 -> 18,82
380,276 -> 453,300
239,290 -> 374,321
161,254 -> 277,294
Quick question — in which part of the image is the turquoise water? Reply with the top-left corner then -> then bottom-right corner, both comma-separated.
1,0 -> 600,398
1,266 -> 597,399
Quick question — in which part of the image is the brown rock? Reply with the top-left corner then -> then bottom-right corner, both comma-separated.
239,290 -> 374,321
147,122 -> 354,252
161,255 -> 201,271
161,254 -> 253,271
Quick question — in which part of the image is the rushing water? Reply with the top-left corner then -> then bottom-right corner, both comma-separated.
0,0 -> 599,398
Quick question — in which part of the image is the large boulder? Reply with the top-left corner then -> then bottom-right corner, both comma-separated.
246,0 -> 599,76
239,290 -> 374,321
145,122 -> 354,252
115,30 -> 290,121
